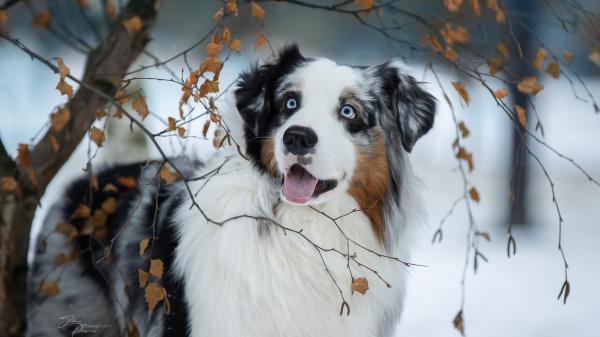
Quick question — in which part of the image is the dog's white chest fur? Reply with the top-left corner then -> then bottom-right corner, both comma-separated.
174,157 -> 408,337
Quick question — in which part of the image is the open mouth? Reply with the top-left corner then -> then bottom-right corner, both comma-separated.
282,164 -> 338,204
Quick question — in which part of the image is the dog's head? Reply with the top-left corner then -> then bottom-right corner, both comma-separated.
235,45 -> 436,211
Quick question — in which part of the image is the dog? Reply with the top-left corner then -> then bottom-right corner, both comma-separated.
27,45 -> 436,337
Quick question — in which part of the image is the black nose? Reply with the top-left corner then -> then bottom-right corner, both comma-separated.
283,126 -> 318,156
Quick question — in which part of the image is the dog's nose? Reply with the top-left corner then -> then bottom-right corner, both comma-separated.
283,126 -> 318,156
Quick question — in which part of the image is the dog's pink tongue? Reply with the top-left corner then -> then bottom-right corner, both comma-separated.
283,166 -> 318,204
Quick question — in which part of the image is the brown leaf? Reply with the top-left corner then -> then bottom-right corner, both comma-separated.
470,0 -> 480,15
496,41 -> 508,59
49,135 -> 60,152
139,238 -> 149,257
456,147 -> 474,171
357,0 -> 373,10
202,120 -> 211,138
588,44 -> 600,67
517,76 -> 544,95
199,80 -> 219,96
0,10 -> 8,23
250,2 -> 266,20
55,57 -> 70,79
132,96 -> 149,120
114,90 -> 129,105
122,16 -> 142,34
117,176 -> 137,189
144,283 -> 165,312
562,50 -> 574,63
149,259 -> 164,279
453,310 -> 465,335
138,269 -> 149,288
0,176 -> 18,193
160,165 -> 177,184
71,204 -> 90,220
458,121 -> 470,138
469,186 -> 480,202
222,26 -> 231,41
226,0 -> 238,17
476,231 -> 491,241
444,0 -> 463,12
206,42 -> 221,58
422,34 -> 442,52
533,47 -> 547,70
487,58 -> 503,75
440,23 -> 469,46
31,11 -> 51,30
177,127 -> 185,138
90,127 -> 105,147
493,88 -> 508,99
229,39 -> 241,53
105,0 -> 116,19
351,277 -> 369,295
91,175 -> 99,191
57,79 -> 74,99
167,117 -> 177,131
55,223 -> 78,242
50,107 -> 71,133
444,47 -> 457,61
103,183 -> 118,193
101,197 -> 118,214
53,252 -> 75,266
212,7 -> 225,20
255,33 -> 267,49
546,61 -> 560,79
95,110 -> 108,119
452,82 -> 470,104
40,281 -> 60,297
515,105 -> 527,128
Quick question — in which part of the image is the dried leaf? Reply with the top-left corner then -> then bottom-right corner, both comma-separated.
103,183 -> 118,193
114,90 -> 129,105
122,16 -> 142,34
71,204 -> 90,220
533,47 -> 547,70
96,110 -> 108,119
117,176 -> 137,189
40,281 -> 60,297
476,231 -> 491,241
562,50 -> 574,63
138,269 -> 149,288
452,82 -> 470,104
139,238 -> 149,257
31,11 -> 51,30
517,76 -> 544,95
132,96 -> 149,120
202,120 -> 211,137
229,39 -> 241,53
91,175 -> 99,191
440,23 -> 469,46
496,41 -> 508,58
53,252 -> 75,266
207,42 -> 221,57
515,105 -> 527,128
456,147 -> 474,171
487,58 -> 503,75
144,283 -> 165,312
444,47 -> 457,61
588,44 -> 600,67
255,33 -> 267,49
55,58 -> 70,79
0,10 -> 8,23
177,127 -> 185,138
470,0 -> 480,15
167,117 -> 177,131
546,61 -> 560,79
90,127 -> 105,147
50,107 -> 71,133
55,223 -> 78,242
458,121 -> 470,138
222,26 -> 230,41
250,2 -> 266,20
351,277 -> 369,295
160,165 -> 177,184
444,0 -> 463,12
0,176 -> 18,193
101,197 -> 118,214
493,88 -> 508,99
149,259 -> 164,279
212,7 -> 225,20
453,310 -> 465,335
105,0 -> 117,19
421,34 -> 442,52
469,186 -> 480,202
226,1 -> 238,17
49,135 -> 59,152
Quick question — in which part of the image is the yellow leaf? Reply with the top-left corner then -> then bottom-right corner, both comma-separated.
470,0 -> 480,15
149,259 -> 164,279
144,283 -> 165,312
117,176 -> 137,189
160,165 -> 177,184
546,61 -> 560,79
132,96 -> 149,120
469,186 -> 480,202
493,88 -> 508,99
122,16 -> 142,34
139,238 -> 149,257
458,121 -> 470,138
229,39 -> 241,53
31,11 -> 51,30
167,117 -> 177,131
351,277 -> 369,295
90,127 -> 105,147
138,269 -> 149,288
517,76 -> 543,95
56,79 -> 74,98
226,0 -> 238,17
444,0 -> 463,12
50,107 -> 71,133
562,50 -> 574,63
496,41 -> 508,58
533,47 -> 547,70
40,281 -> 60,297
515,105 -> 527,128
0,176 -> 18,193
255,33 -> 267,49
105,0 -> 116,19
250,2 -> 266,20
452,82 -> 470,104
487,58 -> 503,75
589,44 -> 600,67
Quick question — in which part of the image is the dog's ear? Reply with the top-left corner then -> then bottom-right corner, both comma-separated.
369,62 -> 437,152
235,45 -> 306,136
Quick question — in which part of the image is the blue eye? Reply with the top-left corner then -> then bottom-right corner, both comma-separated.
286,98 -> 298,110
340,105 -> 356,119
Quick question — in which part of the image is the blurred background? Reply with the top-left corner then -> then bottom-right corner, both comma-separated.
1,1 -> 599,336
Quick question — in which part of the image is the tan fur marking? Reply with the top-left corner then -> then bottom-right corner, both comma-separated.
348,132 -> 390,244
260,135 -> 278,176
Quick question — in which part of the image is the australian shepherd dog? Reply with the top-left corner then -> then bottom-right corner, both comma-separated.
27,45 -> 436,337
